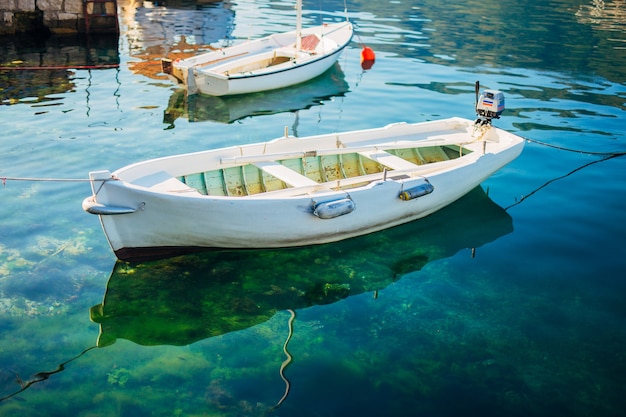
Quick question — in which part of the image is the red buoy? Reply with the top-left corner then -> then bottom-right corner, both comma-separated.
360,46 -> 376,70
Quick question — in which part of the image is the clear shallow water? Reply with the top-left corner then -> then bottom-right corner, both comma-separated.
1,0 -> 626,416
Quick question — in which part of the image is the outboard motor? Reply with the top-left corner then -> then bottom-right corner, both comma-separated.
475,81 -> 505,125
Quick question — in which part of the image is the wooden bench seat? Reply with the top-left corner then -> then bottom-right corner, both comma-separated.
358,150 -> 420,171
254,161 -> 319,187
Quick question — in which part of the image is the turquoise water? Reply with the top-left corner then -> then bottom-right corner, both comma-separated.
1,0 -> 625,415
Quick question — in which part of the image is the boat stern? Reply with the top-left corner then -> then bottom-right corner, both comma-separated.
161,58 -> 186,85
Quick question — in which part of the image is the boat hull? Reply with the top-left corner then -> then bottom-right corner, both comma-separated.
83,118 -> 525,261
194,47 -> 347,96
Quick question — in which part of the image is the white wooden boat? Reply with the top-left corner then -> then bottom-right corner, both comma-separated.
83,95 -> 525,261
161,1 -> 353,96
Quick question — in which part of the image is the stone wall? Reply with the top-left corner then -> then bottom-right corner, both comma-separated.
0,0 -> 118,34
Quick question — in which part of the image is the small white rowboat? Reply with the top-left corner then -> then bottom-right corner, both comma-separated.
83,94 -> 524,261
161,1 -> 353,96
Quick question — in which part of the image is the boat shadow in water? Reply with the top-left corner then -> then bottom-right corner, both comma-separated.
89,186 -> 513,348
162,63 -> 349,126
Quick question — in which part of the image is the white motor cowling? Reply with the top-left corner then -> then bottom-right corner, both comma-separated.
475,86 -> 505,125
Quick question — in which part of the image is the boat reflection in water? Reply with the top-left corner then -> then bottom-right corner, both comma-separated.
0,34 -> 119,104
163,63 -> 349,125
90,186 -> 512,348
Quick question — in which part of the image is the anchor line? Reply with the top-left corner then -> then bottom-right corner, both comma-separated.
0,346 -> 97,402
273,309 -> 296,410
503,135 -> 626,210
523,136 -> 626,156
505,153 -> 622,211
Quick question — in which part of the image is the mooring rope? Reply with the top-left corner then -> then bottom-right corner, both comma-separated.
2,177 -> 93,183
504,153 -> 621,211
0,346 -> 98,403
523,136 -> 626,156
502,135 -> 626,210
273,309 -> 296,410
1,177 -> 117,187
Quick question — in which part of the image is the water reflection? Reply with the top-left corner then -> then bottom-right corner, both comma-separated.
0,34 -> 119,104
357,0 -> 626,83
89,186 -> 512,348
122,0 -> 234,47
576,0 -> 626,36
163,63 -> 349,125
122,0 -> 235,80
